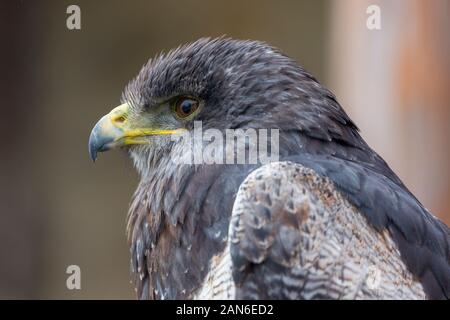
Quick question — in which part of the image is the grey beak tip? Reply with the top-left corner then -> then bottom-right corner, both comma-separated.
89,142 -> 98,162
88,127 -> 100,162
90,152 -> 97,162
89,114 -> 122,162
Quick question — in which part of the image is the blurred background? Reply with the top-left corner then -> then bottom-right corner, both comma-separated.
0,0 -> 448,299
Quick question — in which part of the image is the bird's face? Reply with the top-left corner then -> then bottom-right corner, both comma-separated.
88,95 -> 202,160
89,88 -> 209,174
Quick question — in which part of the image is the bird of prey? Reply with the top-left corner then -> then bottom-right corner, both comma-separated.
88,37 -> 449,299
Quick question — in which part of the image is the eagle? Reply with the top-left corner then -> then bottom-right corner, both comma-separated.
88,37 -> 450,299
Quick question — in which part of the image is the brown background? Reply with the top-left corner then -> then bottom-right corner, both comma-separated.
0,0 -> 448,299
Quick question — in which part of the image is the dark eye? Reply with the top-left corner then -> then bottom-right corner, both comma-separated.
174,97 -> 199,118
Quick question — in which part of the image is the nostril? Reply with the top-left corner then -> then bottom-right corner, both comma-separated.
114,116 -> 126,124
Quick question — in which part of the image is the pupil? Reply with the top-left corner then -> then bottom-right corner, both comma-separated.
181,100 -> 192,114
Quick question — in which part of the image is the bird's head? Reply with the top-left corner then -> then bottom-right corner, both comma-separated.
89,38 -> 280,166
89,37 -> 350,174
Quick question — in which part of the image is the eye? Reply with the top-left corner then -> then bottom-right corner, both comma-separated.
174,97 -> 199,118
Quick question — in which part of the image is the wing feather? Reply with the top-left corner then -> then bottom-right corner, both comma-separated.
229,161 -> 428,299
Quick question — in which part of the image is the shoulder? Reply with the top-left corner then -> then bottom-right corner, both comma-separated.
228,161 -> 426,299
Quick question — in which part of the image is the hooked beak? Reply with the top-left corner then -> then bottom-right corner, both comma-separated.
88,103 -> 183,161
